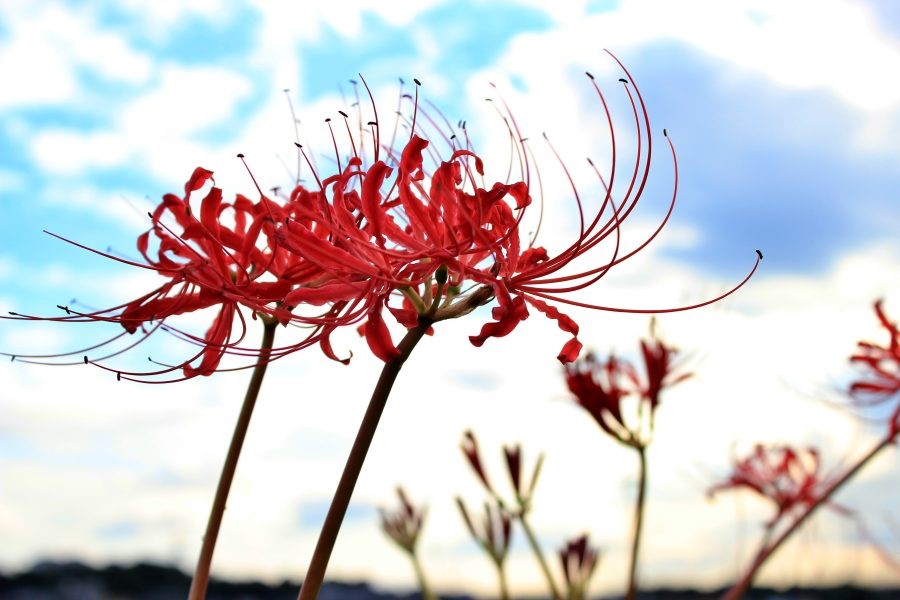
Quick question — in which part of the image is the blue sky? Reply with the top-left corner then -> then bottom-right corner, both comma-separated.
1,0 -> 899,595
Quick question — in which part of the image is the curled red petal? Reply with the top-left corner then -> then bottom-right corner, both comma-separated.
363,303 -> 399,362
185,167 -> 214,195
469,294 -> 529,348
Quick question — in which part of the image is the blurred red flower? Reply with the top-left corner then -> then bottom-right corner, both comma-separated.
850,299 -> 900,437
708,444 -> 827,525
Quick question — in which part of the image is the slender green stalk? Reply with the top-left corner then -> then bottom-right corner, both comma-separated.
410,552 -> 437,600
721,433 -> 895,600
519,514 -> 562,600
496,560 -> 510,600
188,318 -> 278,600
297,319 -> 433,600
625,445 -> 647,600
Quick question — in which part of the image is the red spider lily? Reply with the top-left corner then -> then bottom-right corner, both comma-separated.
274,53 -> 761,364
564,322 -> 690,446
632,318 -> 692,410
503,444 -> 544,508
461,429 -> 495,494
850,299 -> 900,437
4,167 -> 320,381
559,534 -> 600,600
379,486 -> 427,554
708,445 -> 829,526
455,497 -> 513,566
564,352 -> 635,443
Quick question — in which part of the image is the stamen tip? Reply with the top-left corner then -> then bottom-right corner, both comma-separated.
756,249 -> 764,260
338,110 -> 348,118
83,356 -> 88,364
236,153 -> 245,158
413,78 -> 421,86
586,71 -> 595,80
116,372 -> 121,381
663,128 -> 668,137
619,77 -> 628,84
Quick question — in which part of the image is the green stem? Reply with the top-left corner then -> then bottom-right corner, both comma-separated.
721,433 -> 896,600
188,318 -> 278,600
297,320 -> 433,600
410,551 -> 437,600
625,445 -> 647,600
496,560 -> 510,600
519,514 -> 562,600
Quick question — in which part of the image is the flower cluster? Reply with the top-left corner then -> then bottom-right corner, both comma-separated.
708,444 -> 827,525
564,321 -> 690,447
379,487 -> 427,555
849,300 -> 900,437
559,534 -> 600,600
4,56 -> 760,382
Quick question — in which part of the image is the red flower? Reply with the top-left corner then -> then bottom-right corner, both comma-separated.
849,300 -> 900,438
455,497 -> 513,567
379,486 -> 427,555
5,167 -> 318,381
708,444 -> 827,525
564,321 -> 690,446
633,319 -> 692,410
274,54 -> 761,364
460,430 -> 495,494
559,534 -> 600,600
564,352 -> 635,443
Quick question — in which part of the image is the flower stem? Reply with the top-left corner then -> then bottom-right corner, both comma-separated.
496,560 -> 510,600
410,551 -> 437,600
721,433 -> 896,600
188,317 -> 278,600
519,513 -> 562,600
298,319 -> 433,600
626,445 -> 647,600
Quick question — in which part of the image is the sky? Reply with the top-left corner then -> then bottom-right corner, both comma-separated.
1,0 -> 899,596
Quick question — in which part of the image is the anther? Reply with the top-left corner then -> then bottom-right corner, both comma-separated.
619,78 -> 628,84
413,78 -> 421,86
116,372 -> 121,381
57,305 -> 70,314
338,110 -> 348,118
367,121 -> 377,126
237,153 -> 245,158
83,356 -> 88,364
756,249 -> 764,260
586,72 -> 595,80
663,128 -> 668,137
325,117 -> 331,123
399,77 -> 405,84
10,355 -> 15,362
283,88 -> 290,93
294,142 -> 302,148
349,79 -> 358,85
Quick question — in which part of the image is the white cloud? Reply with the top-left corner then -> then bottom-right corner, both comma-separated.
0,2 -> 152,109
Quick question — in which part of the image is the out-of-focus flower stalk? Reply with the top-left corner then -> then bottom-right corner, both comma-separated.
188,316 -> 278,600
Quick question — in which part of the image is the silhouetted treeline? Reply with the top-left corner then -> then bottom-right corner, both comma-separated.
0,560 -> 896,600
